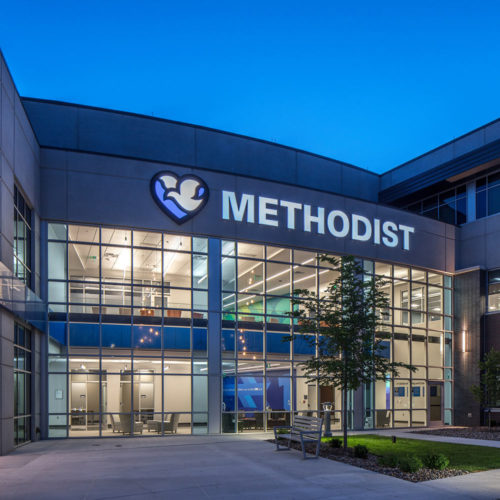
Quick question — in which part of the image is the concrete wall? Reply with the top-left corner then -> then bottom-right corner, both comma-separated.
0,50 -> 42,454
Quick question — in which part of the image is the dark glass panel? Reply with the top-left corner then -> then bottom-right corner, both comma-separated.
439,190 -> 455,205
488,171 -> 500,188
476,177 -> 487,189
439,201 -> 456,224
422,196 -> 438,211
487,185 -> 500,216
476,190 -> 487,219
456,197 -> 467,225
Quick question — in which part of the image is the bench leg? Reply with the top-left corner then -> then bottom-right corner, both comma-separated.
274,430 -> 291,451
300,435 -> 307,459
315,436 -> 321,458
299,436 -> 320,460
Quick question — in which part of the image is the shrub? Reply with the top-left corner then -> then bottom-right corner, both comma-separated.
329,437 -> 343,448
354,444 -> 369,459
423,453 -> 450,470
399,455 -> 423,473
377,454 -> 399,467
275,428 -> 288,435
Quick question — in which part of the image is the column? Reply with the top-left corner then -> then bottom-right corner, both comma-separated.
207,238 -> 222,433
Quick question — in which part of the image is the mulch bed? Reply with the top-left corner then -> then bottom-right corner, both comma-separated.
411,426 -> 500,442
268,439 -> 469,483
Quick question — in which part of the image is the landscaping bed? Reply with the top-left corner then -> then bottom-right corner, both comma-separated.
269,434 -> 500,482
411,426 -> 500,441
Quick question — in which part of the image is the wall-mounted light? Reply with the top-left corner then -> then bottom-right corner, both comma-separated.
462,330 -> 468,353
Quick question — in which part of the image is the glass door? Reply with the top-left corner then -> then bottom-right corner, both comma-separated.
428,382 -> 443,426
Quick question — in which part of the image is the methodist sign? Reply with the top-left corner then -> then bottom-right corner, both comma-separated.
150,170 -> 417,252
222,191 -> 415,251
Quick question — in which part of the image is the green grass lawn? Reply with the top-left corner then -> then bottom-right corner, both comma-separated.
322,434 -> 500,472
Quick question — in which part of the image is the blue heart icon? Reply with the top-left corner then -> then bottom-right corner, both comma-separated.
150,171 -> 209,224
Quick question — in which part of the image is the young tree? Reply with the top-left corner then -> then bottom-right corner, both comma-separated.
287,255 -> 416,449
471,348 -> 500,408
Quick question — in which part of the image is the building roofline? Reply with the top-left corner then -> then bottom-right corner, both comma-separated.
21,96 -> 378,178
383,116 -> 500,176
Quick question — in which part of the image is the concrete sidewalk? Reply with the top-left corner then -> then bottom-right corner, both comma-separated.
0,435 -> 499,499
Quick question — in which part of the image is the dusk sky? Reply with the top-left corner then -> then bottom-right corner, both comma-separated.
1,1 -> 499,173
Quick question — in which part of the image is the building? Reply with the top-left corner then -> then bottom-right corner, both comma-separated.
0,49 -> 499,455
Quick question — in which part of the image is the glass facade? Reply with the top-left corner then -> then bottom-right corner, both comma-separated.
47,224 -> 208,437
47,223 -> 453,436
406,185 -> 467,226
476,171 -> 500,219
14,323 -> 31,446
14,186 -> 32,285
487,269 -> 500,312
406,168 -> 500,225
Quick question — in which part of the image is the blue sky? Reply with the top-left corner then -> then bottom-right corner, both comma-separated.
1,1 -> 500,173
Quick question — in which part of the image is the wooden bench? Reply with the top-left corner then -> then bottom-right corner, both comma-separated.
274,415 -> 323,459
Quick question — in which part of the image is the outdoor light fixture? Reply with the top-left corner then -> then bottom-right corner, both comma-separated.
322,402 -> 333,437
462,330 -> 467,353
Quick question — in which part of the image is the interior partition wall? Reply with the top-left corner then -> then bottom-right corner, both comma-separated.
46,222 -> 453,437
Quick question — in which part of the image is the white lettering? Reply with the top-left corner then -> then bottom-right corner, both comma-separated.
352,214 -> 372,241
222,191 -> 255,223
382,221 -> 398,247
259,197 -> 279,227
373,218 -> 381,245
304,205 -> 325,234
398,224 -> 415,251
280,200 -> 302,229
327,210 -> 349,237
220,192 -> 415,250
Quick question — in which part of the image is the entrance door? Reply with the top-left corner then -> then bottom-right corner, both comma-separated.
428,382 -> 443,426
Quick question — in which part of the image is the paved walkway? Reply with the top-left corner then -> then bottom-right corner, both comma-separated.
1,434 -> 499,499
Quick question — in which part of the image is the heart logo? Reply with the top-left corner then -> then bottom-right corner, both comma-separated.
150,171 -> 209,224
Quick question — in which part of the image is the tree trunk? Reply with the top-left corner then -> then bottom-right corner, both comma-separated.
342,385 -> 348,450
343,353 -> 348,450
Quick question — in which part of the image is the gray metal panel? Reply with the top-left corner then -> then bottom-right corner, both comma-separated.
22,100 -> 79,150
77,107 -> 196,166
195,127 -> 298,182
457,214 -> 500,270
380,117 -> 500,191
379,138 -> 500,203
41,151 -> 456,273
23,99 -> 381,202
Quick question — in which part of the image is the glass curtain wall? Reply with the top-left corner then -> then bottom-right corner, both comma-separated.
47,224 -> 208,437
487,269 -> 500,312
14,323 -> 32,445
47,223 -> 453,436
221,242 -> 343,432
221,241 -> 453,432
14,186 -> 32,285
